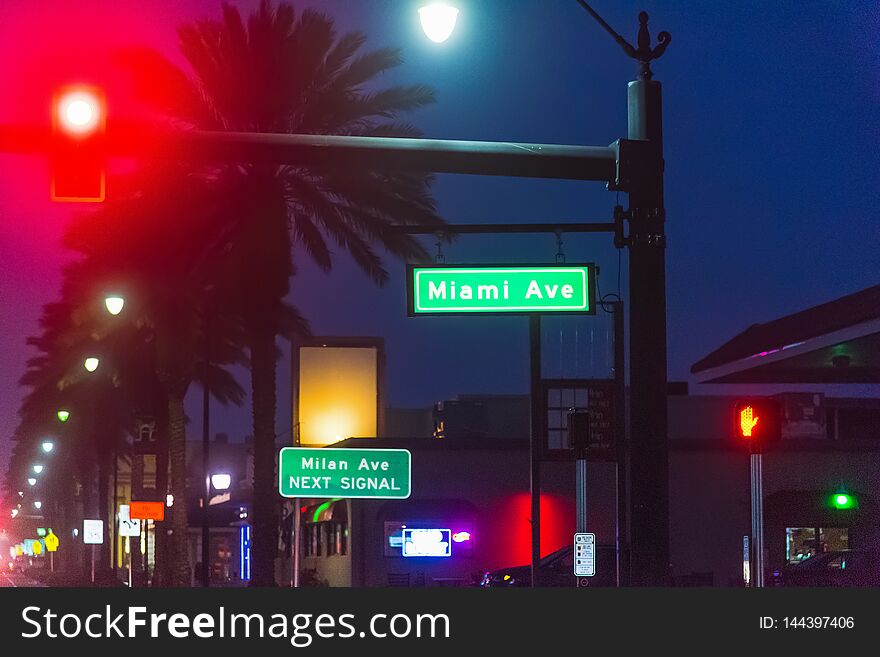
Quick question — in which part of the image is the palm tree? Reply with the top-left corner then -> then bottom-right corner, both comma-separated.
60,164 -> 252,585
120,0 -> 445,584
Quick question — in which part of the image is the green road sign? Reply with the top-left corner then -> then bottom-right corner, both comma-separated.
279,447 -> 411,499
407,263 -> 595,315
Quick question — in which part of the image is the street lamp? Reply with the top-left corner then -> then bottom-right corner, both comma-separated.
56,409 -> 70,423
211,473 -> 232,491
84,356 -> 100,372
419,2 -> 459,43
27,478 -> 36,487
104,295 -> 125,316
33,501 -> 42,510
41,441 -> 55,454
32,464 -> 44,474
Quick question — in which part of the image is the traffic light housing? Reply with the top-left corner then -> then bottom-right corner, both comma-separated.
733,398 -> 781,448
50,86 -> 106,202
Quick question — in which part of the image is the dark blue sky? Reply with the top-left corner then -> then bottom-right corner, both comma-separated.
1,1 -> 878,460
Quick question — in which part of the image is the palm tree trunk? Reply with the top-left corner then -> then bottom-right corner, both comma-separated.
153,424 -> 169,586
97,447 -> 112,572
167,389 -> 190,586
250,329 -> 278,586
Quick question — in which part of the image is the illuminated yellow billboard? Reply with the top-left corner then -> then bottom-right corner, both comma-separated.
295,340 -> 382,446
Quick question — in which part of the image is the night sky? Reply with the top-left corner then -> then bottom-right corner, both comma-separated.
1,1 -> 878,467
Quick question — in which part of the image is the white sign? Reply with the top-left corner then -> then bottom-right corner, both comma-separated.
402,529 -> 452,557
118,505 -> 141,538
83,519 -> 104,545
574,532 -> 595,577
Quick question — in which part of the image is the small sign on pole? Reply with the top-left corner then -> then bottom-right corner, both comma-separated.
574,532 -> 596,577
83,519 -> 104,545
118,504 -> 142,537
130,501 -> 165,521
83,519 -> 103,584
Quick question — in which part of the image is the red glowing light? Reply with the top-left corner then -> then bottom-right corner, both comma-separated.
55,88 -> 103,136
739,405 -> 759,438
51,85 -> 106,202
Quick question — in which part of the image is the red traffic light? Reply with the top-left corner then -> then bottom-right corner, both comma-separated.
733,398 -> 781,446
56,89 -> 103,136
51,85 -> 106,202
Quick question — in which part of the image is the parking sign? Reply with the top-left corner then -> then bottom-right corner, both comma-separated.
574,532 -> 595,577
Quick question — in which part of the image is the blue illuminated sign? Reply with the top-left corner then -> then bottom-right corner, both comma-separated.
240,525 -> 251,581
402,528 -> 451,557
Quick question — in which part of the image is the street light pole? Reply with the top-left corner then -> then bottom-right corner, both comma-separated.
575,3 -> 671,586
622,14 -> 670,587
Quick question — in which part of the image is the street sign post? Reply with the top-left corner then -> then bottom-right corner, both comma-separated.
574,532 -> 596,580
117,505 -> 140,587
44,531 -> 58,573
407,264 -> 595,316
83,519 -> 103,584
278,447 -> 411,499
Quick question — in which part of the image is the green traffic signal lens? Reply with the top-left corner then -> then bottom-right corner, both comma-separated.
830,493 -> 856,510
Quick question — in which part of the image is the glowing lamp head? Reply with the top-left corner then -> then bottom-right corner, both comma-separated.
104,295 -> 125,316
56,409 -> 70,423
211,473 -> 232,491
27,478 -> 37,487
84,357 -> 100,373
32,464 -> 44,475
41,441 -> 54,454
57,89 -> 101,135
419,3 -> 459,43
34,501 -> 42,510
166,494 -> 174,507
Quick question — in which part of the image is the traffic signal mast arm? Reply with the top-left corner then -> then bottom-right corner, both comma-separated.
0,123 -> 625,183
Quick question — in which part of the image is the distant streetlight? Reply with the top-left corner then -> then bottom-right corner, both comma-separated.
211,473 -> 232,491
166,494 -> 174,507
41,441 -> 55,454
32,464 -> 44,474
10,509 -> 18,518
27,478 -> 36,487
419,2 -> 459,43
56,409 -> 70,423
17,491 -> 23,497
33,501 -> 42,510
84,357 -> 100,372
104,295 -> 125,316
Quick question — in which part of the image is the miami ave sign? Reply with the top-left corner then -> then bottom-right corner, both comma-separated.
278,447 -> 411,499
407,264 -> 595,315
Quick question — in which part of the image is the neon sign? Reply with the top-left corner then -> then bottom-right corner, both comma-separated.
402,529 -> 451,557
239,525 -> 251,581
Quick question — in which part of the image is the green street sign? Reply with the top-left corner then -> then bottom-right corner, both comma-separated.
407,264 -> 595,315
279,447 -> 411,499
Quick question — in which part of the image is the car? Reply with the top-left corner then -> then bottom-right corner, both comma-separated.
479,544 -> 618,587
772,550 -> 880,587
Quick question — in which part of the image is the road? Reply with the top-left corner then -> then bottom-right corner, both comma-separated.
1,569 -> 45,587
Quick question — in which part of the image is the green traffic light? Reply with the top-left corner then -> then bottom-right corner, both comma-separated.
830,492 -> 856,510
